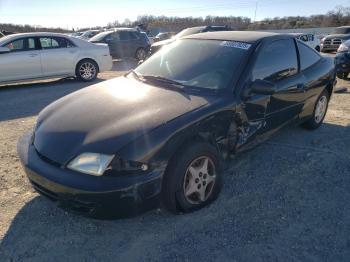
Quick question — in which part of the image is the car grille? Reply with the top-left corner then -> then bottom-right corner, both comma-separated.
324,39 -> 342,46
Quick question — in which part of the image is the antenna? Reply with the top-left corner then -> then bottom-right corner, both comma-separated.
254,1 -> 258,22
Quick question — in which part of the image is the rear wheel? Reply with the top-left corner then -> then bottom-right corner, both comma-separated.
76,59 -> 98,82
302,89 -> 329,130
162,142 -> 222,213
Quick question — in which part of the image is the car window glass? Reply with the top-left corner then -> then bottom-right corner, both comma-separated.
110,32 -> 120,41
128,32 -> 139,40
297,41 -> 321,71
252,39 -> 298,83
40,37 -> 60,49
119,31 -> 130,41
55,37 -> 75,48
28,38 -> 36,49
6,39 -> 25,51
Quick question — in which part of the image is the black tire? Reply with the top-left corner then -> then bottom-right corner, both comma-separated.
302,89 -> 329,130
76,59 -> 98,82
315,46 -> 320,52
135,48 -> 146,61
337,72 -> 349,80
161,141 -> 222,213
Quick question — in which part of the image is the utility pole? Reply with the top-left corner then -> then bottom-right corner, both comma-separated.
253,1 -> 258,22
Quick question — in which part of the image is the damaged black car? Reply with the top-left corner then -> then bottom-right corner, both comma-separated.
18,31 -> 336,218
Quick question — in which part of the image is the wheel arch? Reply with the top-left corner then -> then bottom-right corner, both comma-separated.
75,57 -> 100,74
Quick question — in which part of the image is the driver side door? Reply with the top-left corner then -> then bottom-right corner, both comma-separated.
241,38 -> 304,142
0,37 -> 42,82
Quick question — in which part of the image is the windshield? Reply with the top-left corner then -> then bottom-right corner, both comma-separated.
90,31 -> 111,41
334,27 -> 350,34
135,39 -> 250,91
175,27 -> 204,39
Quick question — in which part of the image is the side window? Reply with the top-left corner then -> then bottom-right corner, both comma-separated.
6,39 -> 25,51
39,37 -> 60,49
297,41 -> 321,71
108,32 -> 120,41
28,38 -> 36,49
252,39 -> 298,83
128,32 -> 139,40
54,37 -> 75,48
119,31 -> 130,41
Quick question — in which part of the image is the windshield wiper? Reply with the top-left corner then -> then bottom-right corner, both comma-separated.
141,75 -> 185,88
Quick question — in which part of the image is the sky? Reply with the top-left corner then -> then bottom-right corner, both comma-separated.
0,0 -> 349,29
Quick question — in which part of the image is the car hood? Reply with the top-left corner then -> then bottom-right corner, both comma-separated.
34,76 -> 209,165
323,34 -> 350,40
151,38 -> 175,47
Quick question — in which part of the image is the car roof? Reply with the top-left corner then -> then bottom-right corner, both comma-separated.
184,31 -> 289,43
0,32 -> 70,43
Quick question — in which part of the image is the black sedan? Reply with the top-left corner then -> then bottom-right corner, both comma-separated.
18,31 -> 336,218
335,39 -> 350,80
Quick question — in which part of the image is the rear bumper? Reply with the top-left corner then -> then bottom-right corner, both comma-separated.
98,55 -> 113,72
18,131 -> 163,218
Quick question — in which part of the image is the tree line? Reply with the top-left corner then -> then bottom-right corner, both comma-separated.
1,5 -> 349,34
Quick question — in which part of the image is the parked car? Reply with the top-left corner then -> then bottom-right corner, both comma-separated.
320,26 -> 350,53
154,32 -> 175,42
70,32 -> 84,38
290,33 -> 320,51
0,32 -> 112,84
18,31 -> 336,218
89,28 -> 151,60
149,25 -> 233,55
78,30 -> 101,40
335,39 -> 350,79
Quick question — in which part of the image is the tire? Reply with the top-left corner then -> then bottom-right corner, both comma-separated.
315,46 -> 320,52
76,59 -> 98,82
302,89 -> 329,130
161,141 -> 222,213
135,48 -> 146,61
337,72 -> 349,80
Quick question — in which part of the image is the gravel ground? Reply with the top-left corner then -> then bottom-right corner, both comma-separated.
0,60 -> 350,261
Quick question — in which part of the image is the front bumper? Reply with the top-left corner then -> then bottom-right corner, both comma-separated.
335,53 -> 350,74
17,132 -> 163,218
321,43 -> 340,52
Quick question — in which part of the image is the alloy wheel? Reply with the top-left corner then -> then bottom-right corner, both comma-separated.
315,95 -> 328,123
79,62 -> 96,80
183,156 -> 216,205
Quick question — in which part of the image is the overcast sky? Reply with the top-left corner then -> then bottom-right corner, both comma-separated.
0,0 -> 348,29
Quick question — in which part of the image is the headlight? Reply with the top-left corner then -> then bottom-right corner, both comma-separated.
338,44 -> 349,53
321,37 -> 325,43
67,153 -> 114,176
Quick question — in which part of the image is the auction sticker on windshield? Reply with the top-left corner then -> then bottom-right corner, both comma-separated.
220,41 -> 252,50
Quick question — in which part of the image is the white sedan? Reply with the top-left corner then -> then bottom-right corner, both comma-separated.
0,32 -> 113,84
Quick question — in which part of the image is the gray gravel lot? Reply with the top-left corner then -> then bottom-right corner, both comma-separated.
0,60 -> 350,262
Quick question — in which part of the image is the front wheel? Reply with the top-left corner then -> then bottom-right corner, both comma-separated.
302,89 -> 329,130
162,142 -> 222,213
76,59 -> 98,82
135,48 -> 147,61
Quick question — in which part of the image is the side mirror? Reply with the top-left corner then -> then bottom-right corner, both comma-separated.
0,47 -> 10,54
250,79 -> 276,95
104,37 -> 113,42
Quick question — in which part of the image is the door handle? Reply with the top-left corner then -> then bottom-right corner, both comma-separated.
29,54 -> 38,57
